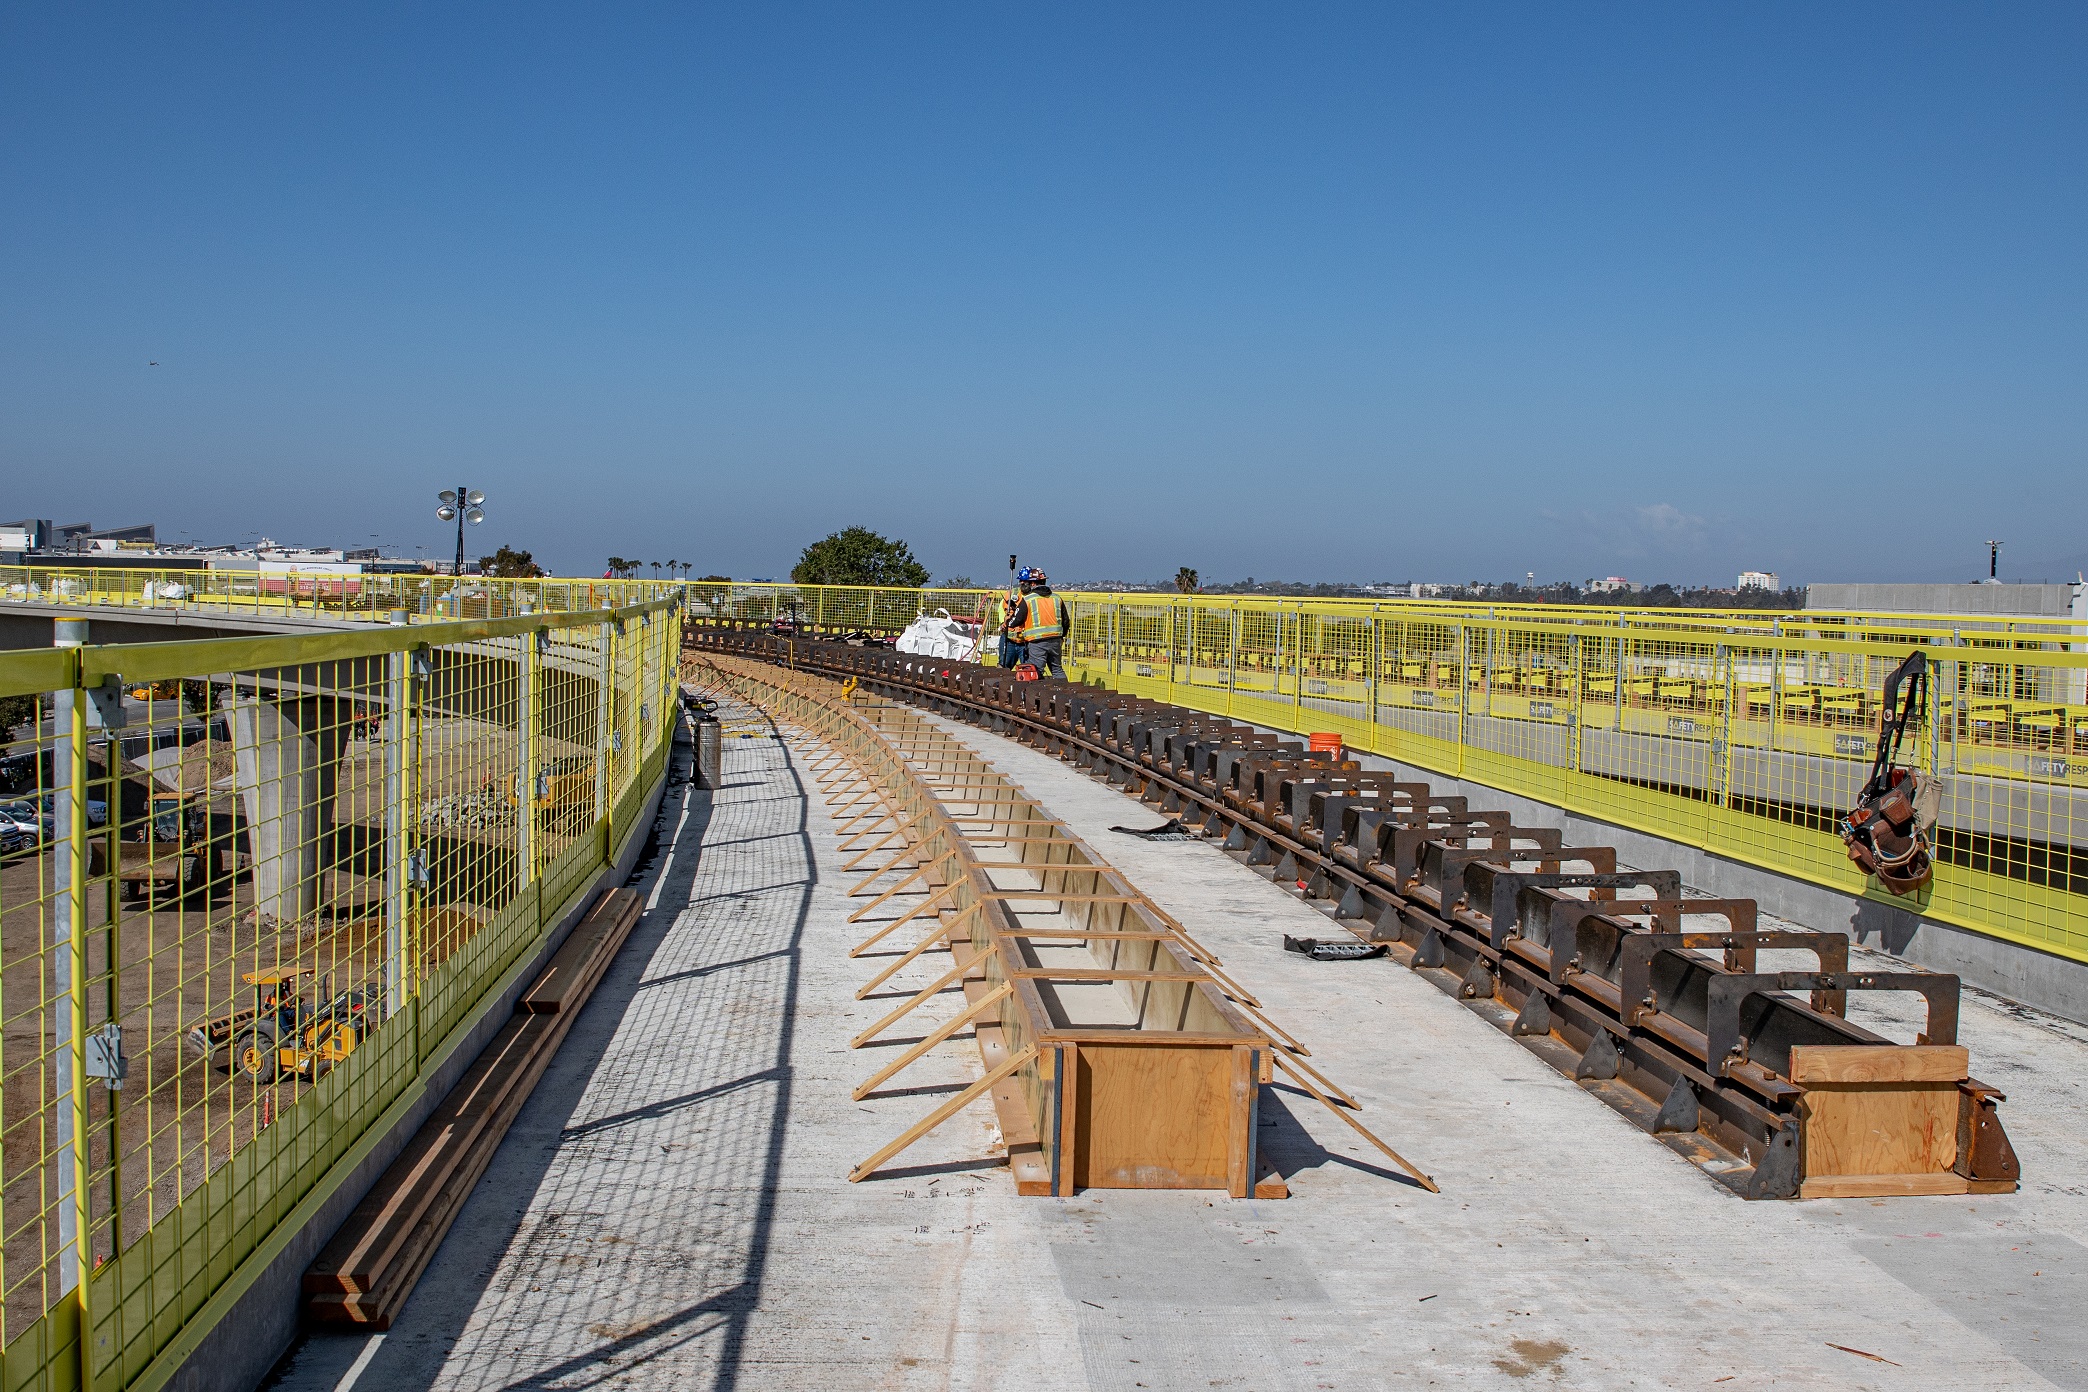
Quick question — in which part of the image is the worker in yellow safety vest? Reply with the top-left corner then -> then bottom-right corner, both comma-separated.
1012,568 -> 1069,679
995,578 -> 1027,670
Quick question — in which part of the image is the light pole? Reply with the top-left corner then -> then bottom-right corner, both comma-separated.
1985,539 -> 2002,581
437,486 -> 486,576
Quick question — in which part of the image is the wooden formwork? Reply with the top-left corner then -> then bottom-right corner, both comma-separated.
689,653 -> 1432,1198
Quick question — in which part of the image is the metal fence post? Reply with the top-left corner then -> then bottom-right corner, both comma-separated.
519,629 -> 540,892
1715,642 -> 1734,811
384,648 -> 409,1017
1456,623 -> 1469,777
1367,611 -> 1380,747
596,621 -> 615,841
45,627 -> 91,1353
1227,607 -> 1238,718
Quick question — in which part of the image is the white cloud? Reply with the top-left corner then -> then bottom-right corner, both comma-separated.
1635,502 -> 1706,541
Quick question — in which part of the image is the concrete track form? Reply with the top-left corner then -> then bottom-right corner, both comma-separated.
267,697 -> 2088,1390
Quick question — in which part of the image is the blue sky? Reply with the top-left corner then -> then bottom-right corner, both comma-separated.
3,4 -> 2083,586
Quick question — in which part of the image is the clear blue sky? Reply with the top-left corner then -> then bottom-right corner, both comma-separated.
4,4 -> 2083,586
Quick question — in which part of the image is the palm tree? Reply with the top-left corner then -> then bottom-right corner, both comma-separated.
650,561 -> 662,578
1175,567 -> 1199,594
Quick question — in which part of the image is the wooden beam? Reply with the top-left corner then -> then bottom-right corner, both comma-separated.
1008,968 -> 1211,983
849,879 -> 963,956
846,850 -> 959,918
1268,1051 -> 1437,1193
851,945 -> 999,1048
851,981 -> 1013,1100
841,829 -> 914,871
849,1045 -> 1040,1182
854,902 -> 986,999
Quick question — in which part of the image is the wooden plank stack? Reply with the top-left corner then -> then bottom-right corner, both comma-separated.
303,887 -> 645,1328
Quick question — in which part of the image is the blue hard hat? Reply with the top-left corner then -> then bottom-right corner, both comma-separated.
1016,566 -> 1041,583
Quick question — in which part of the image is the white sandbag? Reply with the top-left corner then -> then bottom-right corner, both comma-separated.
895,609 -> 979,661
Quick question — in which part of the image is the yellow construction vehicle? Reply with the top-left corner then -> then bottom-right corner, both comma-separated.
184,969 -> 375,1083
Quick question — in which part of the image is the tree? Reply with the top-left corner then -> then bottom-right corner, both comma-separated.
791,527 -> 930,588
477,546 -> 544,577
604,556 -> 639,578
1175,567 -> 1199,594
698,574 -> 731,583
650,561 -> 662,578
0,693 -> 37,738
942,575 -> 975,588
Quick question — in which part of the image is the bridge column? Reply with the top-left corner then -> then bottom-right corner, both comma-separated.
228,694 -> 347,927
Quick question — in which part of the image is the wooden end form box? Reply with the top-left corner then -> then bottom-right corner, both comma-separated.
1791,1044 -> 2013,1199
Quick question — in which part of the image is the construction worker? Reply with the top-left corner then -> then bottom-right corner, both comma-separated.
995,576 -> 1027,669
1012,568 -> 1069,678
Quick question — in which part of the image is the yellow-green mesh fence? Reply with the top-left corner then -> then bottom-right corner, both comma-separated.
0,596 -> 679,1391
686,584 -> 2087,971
0,565 -> 678,626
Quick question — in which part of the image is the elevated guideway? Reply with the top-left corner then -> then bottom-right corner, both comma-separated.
2,569 -> 2084,1389
269,644 -> 2088,1391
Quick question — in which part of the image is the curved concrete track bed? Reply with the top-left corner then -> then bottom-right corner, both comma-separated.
266,702 -> 2088,1391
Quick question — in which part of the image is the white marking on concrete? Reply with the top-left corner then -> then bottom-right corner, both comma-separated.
329,1335 -> 383,1391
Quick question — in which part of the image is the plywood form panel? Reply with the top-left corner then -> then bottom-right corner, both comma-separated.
1075,1043 -> 1234,1190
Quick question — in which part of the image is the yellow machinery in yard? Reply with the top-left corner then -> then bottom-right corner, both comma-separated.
185,968 -> 377,1083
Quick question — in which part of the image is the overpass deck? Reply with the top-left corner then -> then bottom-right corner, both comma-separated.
266,702 -> 2088,1391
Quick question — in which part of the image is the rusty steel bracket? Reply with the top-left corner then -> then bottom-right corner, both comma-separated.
1479,870 -> 1682,951
1611,931 -> 1851,1028
1705,971 -> 1959,1076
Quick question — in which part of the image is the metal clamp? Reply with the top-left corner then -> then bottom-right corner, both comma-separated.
86,675 -> 128,730
1549,897 -> 1759,984
85,1022 -> 128,1090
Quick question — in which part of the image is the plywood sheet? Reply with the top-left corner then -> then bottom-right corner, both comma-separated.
1802,1082 -> 1959,1180
1075,1042 -> 1233,1189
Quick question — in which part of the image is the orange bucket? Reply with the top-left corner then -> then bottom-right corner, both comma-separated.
1308,732 -> 1344,756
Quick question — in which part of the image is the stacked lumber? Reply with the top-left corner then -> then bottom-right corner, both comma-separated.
303,887 -> 645,1328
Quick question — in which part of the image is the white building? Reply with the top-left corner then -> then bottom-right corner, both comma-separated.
1738,571 -> 1779,591
1586,576 -> 1640,594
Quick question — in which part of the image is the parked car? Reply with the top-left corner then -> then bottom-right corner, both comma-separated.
0,797 -> 45,829
32,793 -> 106,829
0,802 -> 40,851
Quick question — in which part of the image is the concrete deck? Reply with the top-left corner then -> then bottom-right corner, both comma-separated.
265,707 -> 2088,1391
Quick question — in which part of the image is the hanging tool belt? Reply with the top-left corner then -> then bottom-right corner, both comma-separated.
1839,650 -> 1941,896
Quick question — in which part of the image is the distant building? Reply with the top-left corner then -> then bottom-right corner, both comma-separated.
1586,577 -> 1641,594
0,520 -> 49,551
1807,582 -> 2085,622
1738,571 -> 1779,591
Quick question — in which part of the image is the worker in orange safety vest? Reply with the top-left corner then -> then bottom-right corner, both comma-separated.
1012,568 -> 1069,679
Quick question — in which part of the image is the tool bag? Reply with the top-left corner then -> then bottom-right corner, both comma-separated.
1839,652 -> 1942,896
